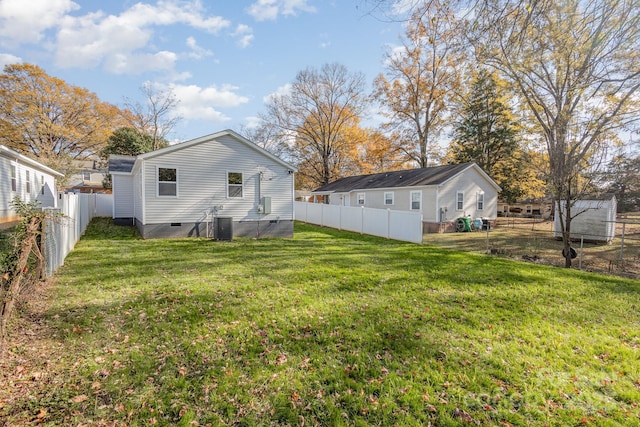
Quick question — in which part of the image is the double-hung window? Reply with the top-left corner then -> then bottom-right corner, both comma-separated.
158,167 -> 177,196
11,165 -> 17,192
477,192 -> 484,210
41,175 -> 45,195
410,191 -> 421,210
456,191 -> 464,211
25,170 -> 31,194
357,193 -> 365,205
227,172 -> 243,198
384,192 -> 394,206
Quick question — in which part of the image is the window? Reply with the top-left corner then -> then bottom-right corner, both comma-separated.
158,167 -> 177,196
384,192 -> 394,206
410,191 -> 421,210
526,205 -> 532,214
227,172 -> 243,198
357,193 -> 365,205
477,192 -> 484,210
25,170 -> 31,194
11,165 -> 17,192
456,191 -> 464,210
41,175 -> 45,195
82,171 -> 91,181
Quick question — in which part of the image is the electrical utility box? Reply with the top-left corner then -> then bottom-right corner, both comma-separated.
259,196 -> 272,215
215,217 -> 233,241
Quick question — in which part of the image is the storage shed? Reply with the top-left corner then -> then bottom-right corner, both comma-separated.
553,194 -> 617,243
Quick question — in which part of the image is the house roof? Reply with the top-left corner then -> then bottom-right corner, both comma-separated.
313,163 -> 500,193
0,144 -> 64,177
107,129 -> 297,174
108,155 -> 136,174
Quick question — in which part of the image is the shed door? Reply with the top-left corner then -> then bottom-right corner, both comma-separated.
343,195 -> 350,206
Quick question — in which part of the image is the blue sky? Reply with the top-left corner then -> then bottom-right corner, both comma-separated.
0,0 -> 406,142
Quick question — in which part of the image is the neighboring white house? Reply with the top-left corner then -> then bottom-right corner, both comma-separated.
0,145 -> 63,228
311,162 -> 501,233
554,194 -> 617,243
64,159 -> 108,193
108,129 -> 297,239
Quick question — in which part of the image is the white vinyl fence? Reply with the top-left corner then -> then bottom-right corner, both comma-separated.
295,202 -> 423,244
42,193 -> 113,277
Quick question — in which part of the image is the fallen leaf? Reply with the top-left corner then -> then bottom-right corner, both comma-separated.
71,394 -> 88,404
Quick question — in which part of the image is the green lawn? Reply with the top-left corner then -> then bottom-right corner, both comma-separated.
3,218 -> 639,426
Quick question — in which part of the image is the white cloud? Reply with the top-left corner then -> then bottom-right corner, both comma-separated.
168,83 -> 250,122
0,53 -> 22,70
246,0 -> 316,21
53,1 -> 230,73
263,83 -> 292,103
0,0 -> 79,45
185,36 -> 213,59
232,24 -> 254,48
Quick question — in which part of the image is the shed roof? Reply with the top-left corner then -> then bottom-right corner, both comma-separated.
313,163 -> 499,193
108,155 -> 136,174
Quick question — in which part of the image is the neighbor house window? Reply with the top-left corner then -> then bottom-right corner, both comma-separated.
357,193 -> 365,205
11,165 -> 17,192
456,191 -> 464,210
158,167 -> 177,196
25,170 -> 31,194
227,172 -> 243,198
410,191 -> 421,210
526,205 -> 532,214
41,175 -> 45,195
384,192 -> 394,206
82,171 -> 91,181
477,192 -> 484,210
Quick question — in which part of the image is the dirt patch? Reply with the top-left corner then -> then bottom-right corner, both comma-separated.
425,215 -> 640,279
0,279 -> 68,424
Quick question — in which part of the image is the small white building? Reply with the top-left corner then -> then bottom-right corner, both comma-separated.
108,129 -> 297,239
312,163 -> 501,233
0,145 -> 63,228
554,194 -> 617,243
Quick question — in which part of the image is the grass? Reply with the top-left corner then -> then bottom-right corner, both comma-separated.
2,218 -> 639,426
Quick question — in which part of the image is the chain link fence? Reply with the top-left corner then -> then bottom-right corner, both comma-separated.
425,216 -> 640,279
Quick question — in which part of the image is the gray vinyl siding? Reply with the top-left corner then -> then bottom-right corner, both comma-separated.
138,135 -> 294,225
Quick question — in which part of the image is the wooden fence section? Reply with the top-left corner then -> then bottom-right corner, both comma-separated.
42,193 -> 112,277
294,202 -> 423,244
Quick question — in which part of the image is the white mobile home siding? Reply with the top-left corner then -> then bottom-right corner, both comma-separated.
139,134 -> 294,225
1,148 -> 59,224
437,167 -> 498,220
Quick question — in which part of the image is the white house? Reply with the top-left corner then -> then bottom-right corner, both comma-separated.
554,194 -> 617,243
1,145 -> 63,228
64,159 -> 108,193
311,163 -> 501,233
108,129 -> 297,239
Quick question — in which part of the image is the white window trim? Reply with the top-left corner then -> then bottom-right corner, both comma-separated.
227,171 -> 244,199
157,166 -> 178,198
357,192 -> 366,205
410,190 -> 421,210
40,175 -> 45,195
25,170 -> 31,195
384,191 -> 394,206
456,191 -> 464,211
477,192 -> 484,211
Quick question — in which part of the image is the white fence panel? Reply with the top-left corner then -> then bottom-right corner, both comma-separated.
294,202 -> 422,244
340,206 -> 364,233
389,210 -> 423,244
42,193 -> 114,277
363,207 -> 389,238
95,194 -> 113,217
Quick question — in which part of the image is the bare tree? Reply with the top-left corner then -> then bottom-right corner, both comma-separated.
372,1 -> 464,167
123,83 -> 182,150
474,0 -> 640,267
260,63 -> 368,188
